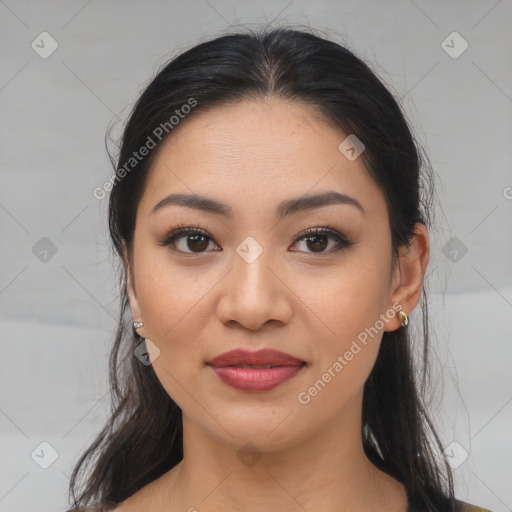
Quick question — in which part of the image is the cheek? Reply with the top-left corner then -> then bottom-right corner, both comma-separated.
294,251 -> 391,405
297,251 -> 391,343
295,267 -> 387,419
134,263 -> 209,405
134,248 -> 216,338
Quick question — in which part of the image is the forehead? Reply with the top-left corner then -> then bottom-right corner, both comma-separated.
137,98 -> 386,221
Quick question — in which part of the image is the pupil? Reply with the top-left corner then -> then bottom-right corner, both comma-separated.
306,234 -> 327,252
188,234 -> 208,252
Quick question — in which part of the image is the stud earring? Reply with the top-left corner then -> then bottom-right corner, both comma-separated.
398,310 -> 409,327
133,320 -> 144,329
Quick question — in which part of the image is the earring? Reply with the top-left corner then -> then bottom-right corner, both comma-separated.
398,310 -> 409,327
133,320 -> 144,329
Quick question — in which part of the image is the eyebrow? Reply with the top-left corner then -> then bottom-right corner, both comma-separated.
150,190 -> 366,219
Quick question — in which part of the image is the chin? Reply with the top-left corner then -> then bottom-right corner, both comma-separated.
205,405 -> 311,452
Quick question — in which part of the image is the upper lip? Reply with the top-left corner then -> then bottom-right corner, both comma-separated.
208,349 -> 305,367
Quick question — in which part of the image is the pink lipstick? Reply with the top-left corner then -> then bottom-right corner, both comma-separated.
207,348 -> 306,392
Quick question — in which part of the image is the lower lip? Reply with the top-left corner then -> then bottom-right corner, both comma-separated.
209,365 -> 304,392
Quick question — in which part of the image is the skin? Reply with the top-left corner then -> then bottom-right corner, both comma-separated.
117,97 -> 429,512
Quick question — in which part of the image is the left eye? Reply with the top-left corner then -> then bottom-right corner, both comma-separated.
159,227 -> 352,255
292,228 -> 351,254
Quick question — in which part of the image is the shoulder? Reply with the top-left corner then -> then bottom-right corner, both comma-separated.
456,499 -> 494,512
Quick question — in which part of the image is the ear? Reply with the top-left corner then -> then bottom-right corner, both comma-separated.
123,240 -> 146,338
384,222 -> 430,331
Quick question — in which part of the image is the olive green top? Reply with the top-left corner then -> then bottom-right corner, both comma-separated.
454,500 -> 493,512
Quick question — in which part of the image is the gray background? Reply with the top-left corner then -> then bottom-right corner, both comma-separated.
1,1 -> 511,511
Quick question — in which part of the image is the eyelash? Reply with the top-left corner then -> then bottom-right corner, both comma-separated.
158,222 -> 354,255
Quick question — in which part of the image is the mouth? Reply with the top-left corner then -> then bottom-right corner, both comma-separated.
207,349 -> 307,392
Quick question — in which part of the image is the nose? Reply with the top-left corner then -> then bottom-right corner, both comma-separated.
216,246 -> 293,332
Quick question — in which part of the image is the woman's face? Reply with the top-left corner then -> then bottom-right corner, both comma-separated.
125,98 -> 411,451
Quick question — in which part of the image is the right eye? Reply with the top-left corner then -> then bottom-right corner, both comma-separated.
159,225 -> 220,254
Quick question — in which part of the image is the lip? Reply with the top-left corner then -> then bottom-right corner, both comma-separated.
207,349 -> 306,392
209,348 -> 305,367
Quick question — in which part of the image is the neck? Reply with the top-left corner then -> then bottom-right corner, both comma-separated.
154,390 -> 407,512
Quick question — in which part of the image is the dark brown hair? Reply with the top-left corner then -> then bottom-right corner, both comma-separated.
68,25 -> 456,512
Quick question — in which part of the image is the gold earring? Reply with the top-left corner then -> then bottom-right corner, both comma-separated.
398,310 -> 408,327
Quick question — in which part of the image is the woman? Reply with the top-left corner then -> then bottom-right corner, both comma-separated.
67,26 -> 493,512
